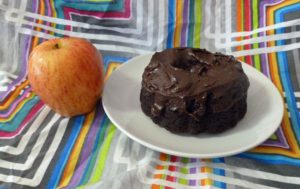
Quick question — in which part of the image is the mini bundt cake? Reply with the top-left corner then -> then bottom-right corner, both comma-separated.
140,48 -> 250,134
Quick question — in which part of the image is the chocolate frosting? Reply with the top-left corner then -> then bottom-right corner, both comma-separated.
142,48 -> 249,118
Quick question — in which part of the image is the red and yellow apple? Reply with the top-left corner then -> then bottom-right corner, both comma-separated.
28,37 -> 104,117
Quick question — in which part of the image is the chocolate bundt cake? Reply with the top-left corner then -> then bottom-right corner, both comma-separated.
140,48 -> 250,134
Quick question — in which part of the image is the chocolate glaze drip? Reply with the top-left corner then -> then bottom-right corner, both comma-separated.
141,48 -> 250,121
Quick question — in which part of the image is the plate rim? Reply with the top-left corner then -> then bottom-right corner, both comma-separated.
102,53 -> 284,158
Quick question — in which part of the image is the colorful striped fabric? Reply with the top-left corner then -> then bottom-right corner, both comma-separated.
0,0 -> 300,188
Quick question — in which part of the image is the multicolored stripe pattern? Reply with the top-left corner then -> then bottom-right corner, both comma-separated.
0,0 -> 299,188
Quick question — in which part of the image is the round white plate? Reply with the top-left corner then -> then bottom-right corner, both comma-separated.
102,53 -> 284,158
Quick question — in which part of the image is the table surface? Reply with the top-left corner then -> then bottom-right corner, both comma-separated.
0,0 -> 300,189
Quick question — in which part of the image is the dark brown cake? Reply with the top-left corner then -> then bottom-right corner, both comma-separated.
140,48 -> 250,134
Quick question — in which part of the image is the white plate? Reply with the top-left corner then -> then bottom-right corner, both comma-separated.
102,53 -> 284,158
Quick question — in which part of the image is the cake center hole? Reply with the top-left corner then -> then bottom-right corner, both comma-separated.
171,59 -> 197,70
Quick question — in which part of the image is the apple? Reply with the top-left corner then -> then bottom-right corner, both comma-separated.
28,37 -> 104,117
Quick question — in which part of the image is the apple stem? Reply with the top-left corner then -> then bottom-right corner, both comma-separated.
54,43 -> 60,49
